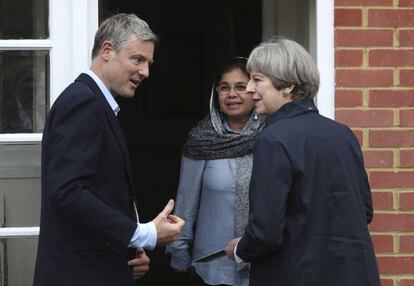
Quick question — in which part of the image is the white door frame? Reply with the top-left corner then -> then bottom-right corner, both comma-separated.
262,0 -> 335,119
0,0 -> 334,238
316,0 -> 335,119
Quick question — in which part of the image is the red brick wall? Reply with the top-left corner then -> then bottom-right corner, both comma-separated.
335,0 -> 414,285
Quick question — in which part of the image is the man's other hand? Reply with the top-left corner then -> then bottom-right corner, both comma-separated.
152,199 -> 185,246
128,248 -> 150,280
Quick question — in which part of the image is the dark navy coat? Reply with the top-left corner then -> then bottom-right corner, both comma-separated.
237,99 -> 380,286
34,74 -> 137,286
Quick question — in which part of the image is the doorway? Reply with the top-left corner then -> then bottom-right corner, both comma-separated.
100,0 -> 262,285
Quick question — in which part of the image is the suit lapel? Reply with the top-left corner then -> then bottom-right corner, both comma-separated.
105,110 -> 136,191
75,74 -> 136,194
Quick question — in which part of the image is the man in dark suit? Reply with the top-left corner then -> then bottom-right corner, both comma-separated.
34,13 -> 184,286
225,37 -> 380,286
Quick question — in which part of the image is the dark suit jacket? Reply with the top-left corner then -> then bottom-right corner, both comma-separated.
34,74 -> 138,286
237,100 -> 380,286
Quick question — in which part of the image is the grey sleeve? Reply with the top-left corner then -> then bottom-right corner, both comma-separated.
166,156 -> 205,270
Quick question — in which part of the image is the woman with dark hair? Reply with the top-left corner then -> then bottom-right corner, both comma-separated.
166,57 -> 264,286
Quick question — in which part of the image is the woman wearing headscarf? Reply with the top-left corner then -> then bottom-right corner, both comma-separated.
166,57 -> 264,286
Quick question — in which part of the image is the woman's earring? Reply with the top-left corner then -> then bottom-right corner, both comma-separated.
254,111 -> 258,120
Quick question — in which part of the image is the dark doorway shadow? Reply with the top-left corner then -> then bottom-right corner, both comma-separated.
100,0 -> 262,285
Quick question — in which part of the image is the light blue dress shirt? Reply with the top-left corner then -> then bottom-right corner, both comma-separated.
85,69 -> 157,250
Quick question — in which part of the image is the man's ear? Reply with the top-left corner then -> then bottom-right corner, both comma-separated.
100,41 -> 114,61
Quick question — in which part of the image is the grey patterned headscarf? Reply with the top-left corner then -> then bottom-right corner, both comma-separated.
183,87 -> 264,160
183,86 -> 264,273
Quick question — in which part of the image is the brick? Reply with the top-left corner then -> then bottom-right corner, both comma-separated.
370,213 -> 414,231
369,9 -> 414,27
335,29 -> 393,47
400,0 -> 414,7
400,192 -> 414,210
370,90 -> 414,107
363,150 -> 393,168
370,130 -> 414,147
336,110 -> 393,127
401,110 -> 414,127
400,70 -> 414,86
376,256 -> 414,274
372,234 -> 393,253
352,129 -> 363,145
400,30 -> 414,47
335,50 -> 363,67
401,280 -> 414,286
400,235 -> 414,252
335,89 -> 363,107
369,49 -> 414,67
371,191 -> 394,209
335,9 -> 362,26
370,171 -> 414,187
335,0 -> 392,5
336,70 -> 393,87
381,279 -> 394,286
401,150 -> 414,167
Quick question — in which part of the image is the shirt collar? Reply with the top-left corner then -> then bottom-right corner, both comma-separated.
85,69 -> 120,116
223,120 -> 238,134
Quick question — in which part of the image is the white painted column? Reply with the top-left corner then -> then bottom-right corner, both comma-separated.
49,0 -> 98,104
316,0 -> 335,119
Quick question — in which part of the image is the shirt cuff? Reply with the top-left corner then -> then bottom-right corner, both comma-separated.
129,221 -> 157,250
234,239 -> 245,264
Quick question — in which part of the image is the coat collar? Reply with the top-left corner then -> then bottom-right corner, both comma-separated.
84,69 -> 120,115
265,99 -> 319,126
75,73 -> 136,194
75,73 -> 103,99
75,73 -> 118,119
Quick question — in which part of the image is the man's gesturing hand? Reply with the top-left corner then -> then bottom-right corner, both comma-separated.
152,199 -> 185,246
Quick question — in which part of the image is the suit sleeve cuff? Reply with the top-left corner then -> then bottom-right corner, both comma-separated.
129,222 -> 157,250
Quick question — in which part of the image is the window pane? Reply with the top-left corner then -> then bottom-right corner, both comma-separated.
0,51 -> 49,134
0,144 -> 41,228
0,0 -> 48,39
0,237 -> 38,286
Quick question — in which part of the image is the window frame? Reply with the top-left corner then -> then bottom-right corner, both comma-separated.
0,0 -> 98,144
0,0 -> 98,236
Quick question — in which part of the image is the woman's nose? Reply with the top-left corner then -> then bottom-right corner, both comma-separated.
246,80 -> 255,94
228,87 -> 238,97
